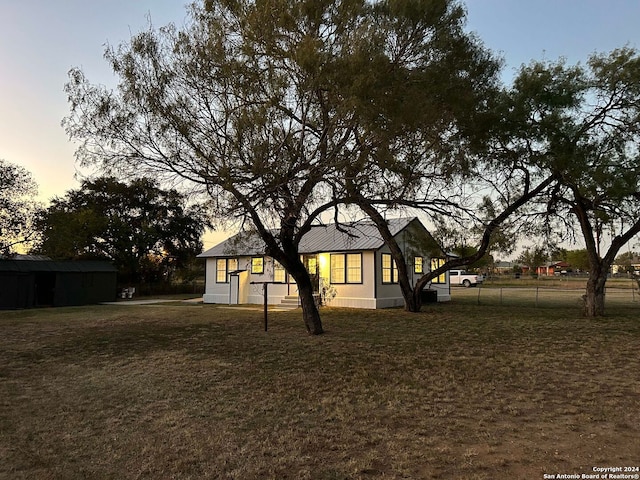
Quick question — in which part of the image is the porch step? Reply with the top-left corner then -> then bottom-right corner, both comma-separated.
277,295 -> 300,310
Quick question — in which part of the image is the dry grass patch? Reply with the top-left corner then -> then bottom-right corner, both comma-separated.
1,302 -> 639,479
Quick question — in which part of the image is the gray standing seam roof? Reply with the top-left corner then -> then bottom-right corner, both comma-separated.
198,218 -> 415,258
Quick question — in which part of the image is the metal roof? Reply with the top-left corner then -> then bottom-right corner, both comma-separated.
0,260 -> 117,273
198,217 -> 421,258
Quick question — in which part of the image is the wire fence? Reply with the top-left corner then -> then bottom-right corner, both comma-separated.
452,286 -> 640,309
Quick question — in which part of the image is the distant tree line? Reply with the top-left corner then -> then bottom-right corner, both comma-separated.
0,168 -> 209,292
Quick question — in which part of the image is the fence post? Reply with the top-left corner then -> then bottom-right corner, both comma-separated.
535,287 -> 539,308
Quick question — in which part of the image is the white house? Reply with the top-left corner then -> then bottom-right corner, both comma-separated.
197,217 -> 451,309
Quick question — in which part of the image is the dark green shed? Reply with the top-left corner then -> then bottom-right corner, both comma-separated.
0,259 -> 117,309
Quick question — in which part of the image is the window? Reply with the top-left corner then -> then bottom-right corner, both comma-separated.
346,253 -> 362,283
330,253 -> 362,284
414,256 -> 423,274
330,254 -> 345,284
430,258 -> 446,284
216,259 -> 227,283
251,257 -> 264,274
305,256 -> 317,275
382,253 -> 398,284
274,261 -> 286,283
216,258 -> 238,283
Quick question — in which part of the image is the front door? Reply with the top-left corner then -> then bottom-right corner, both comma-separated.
229,274 -> 239,304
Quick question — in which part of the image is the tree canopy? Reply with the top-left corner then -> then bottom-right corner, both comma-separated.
0,159 -> 41,255
35,177 -> 208,285
504,47 -> 640,315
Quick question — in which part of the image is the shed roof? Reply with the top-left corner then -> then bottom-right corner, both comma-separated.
198,217 -> 435,258
0,260 -> 117,273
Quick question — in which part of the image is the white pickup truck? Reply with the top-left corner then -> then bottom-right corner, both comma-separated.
449,270 -> 483,287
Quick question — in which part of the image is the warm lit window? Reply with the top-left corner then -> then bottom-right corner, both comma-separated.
216,259 -> 227,283
330,253 -> 362,284
382,253 -> 398,284
306,256 -> 317,274
274,261 -> 286,283
330,254 -> 345,284
251,257 -> 264,274
430,258 -> 446,284
414,257 -> 423,274
216,258 -> 237,283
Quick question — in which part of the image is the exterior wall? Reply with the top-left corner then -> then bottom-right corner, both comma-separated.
374,228 -> 451,305
322,251 -> 377,309
203,256 -> 293,305
374,244 -> 405,308
0,272 -> 34,309
428,282 -> 451,302
0,269 -> 116,309
203,257 -> 228,304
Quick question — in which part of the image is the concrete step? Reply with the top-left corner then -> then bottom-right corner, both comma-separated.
277,296 -> 300,309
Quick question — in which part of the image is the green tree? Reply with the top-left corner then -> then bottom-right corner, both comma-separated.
35,177 -> 208,286
0,159 -> 41,255
505,48 -> 640,316
516,246 -> 549,276
62,0 -> 504,332
565,249 -> 590,272
614,251 -> 640,274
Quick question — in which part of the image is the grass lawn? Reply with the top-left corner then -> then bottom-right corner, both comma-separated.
1,301 -> 639,479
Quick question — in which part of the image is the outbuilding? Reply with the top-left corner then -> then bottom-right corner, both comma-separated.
0,257 -> 117,309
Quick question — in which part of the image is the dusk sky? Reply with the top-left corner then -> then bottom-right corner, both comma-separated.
1,1 -> 640,248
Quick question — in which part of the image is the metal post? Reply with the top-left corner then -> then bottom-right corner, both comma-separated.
263,283 -> 268,332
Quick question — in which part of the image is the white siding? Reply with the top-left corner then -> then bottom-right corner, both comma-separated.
203,256 -> 294,305
323,251 -> 377,308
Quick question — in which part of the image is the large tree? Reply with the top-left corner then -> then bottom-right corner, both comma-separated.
35,177 -> 208,285
0,159 -> 40,255
320,0 -> 566,312
63,0 -> 500,333
505,48 -> 640,316
337,54 -> 558,311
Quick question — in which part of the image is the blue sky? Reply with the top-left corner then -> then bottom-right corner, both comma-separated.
1,1 -> 639,247
465,0 -> 640,81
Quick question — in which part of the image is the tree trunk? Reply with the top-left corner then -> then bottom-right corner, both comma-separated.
583,271 -> 607,317
287,262 -> 324,335
408,289 -> 423,312
356,202 -> 420,312
298,280 -> 324,335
